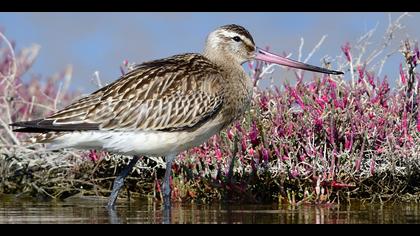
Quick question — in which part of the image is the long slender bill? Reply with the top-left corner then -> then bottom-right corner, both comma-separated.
255,47 -> 344,75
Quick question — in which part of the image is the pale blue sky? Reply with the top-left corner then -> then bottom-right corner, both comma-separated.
1,12 -> 419,93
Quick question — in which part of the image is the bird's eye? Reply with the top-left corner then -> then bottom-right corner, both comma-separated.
232,36 -> 241,42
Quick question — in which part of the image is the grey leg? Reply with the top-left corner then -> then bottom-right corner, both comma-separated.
107,155 -> 140,210
162,154 -> 175,209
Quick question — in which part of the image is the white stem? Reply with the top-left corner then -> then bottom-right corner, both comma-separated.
54,82 -> 63,111
304,35 -> 327,63
298,37 -> 304,62
0,117 -> 20,145
92,71 -> 103,88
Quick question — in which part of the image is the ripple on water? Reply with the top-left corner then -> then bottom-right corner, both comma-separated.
0,195 -> 420,224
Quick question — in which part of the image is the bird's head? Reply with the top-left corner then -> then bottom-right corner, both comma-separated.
205,24 -> 256,64
205,24 -> 343,75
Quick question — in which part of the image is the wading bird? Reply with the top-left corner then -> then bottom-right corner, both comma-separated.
11,24 -> 343,210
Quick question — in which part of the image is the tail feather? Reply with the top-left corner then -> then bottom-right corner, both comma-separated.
10,119 -> 99,133
10,119 -> 81,145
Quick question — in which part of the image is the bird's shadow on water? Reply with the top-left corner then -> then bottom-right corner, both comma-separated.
106,202 -> 172,224
105,198 -> 240,224
107,208 -> 123,224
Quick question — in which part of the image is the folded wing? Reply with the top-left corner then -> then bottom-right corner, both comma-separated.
11,53 -> 225,133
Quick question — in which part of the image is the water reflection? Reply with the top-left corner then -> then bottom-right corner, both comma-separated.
0,195 -> 419,224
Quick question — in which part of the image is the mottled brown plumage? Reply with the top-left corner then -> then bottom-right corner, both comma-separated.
44,54 -> 225,132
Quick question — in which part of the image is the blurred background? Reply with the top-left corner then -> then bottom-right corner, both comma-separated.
1,12 -> 419,93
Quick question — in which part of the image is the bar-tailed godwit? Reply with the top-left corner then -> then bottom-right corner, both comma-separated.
11,24 -> 343,210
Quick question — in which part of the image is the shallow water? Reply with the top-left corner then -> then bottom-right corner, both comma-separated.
0,195 -> 419,224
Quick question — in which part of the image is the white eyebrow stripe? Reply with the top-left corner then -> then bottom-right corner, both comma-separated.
220,30 -> 241,38
219,30 -> 254,46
